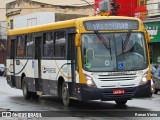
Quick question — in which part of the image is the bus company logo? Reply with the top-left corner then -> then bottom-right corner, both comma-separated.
116,83 -> 121,87
62,67 -> 67,73
42,66 -> 56,73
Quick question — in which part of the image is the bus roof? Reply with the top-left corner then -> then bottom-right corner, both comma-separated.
8,16 -> 142,36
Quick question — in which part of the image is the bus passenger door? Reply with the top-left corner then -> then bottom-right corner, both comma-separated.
68,34 -> 77,97
10,39 -> 16,86
34,36 -> 42,91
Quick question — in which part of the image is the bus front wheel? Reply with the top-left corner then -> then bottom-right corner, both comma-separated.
61,81 -> 71,106
22,78 -> 32,99
115,100 -> 127,106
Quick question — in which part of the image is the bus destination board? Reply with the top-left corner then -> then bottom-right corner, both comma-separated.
84,20 -> 139,31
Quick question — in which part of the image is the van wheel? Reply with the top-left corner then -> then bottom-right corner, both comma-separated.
61,81 -> 71,106
31,92 -> 39,100
154,89 -> 158,94
22,77 -> 31,99
115,100 -> 127,106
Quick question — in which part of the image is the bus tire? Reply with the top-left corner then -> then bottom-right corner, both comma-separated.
22,78 -> 32,99
61,81 -> 71,107
115,100 -> 127,106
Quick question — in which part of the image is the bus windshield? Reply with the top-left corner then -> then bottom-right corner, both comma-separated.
81,32 -> 148,72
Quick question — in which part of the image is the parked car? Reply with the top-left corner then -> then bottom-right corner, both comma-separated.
151,64 -> 157,74
152,65 -> 160,94
0,64 -> 6,76
151,64 -> 159,69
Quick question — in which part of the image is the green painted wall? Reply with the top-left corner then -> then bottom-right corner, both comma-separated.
145,22 -> 160,42
144,22 -> 160,64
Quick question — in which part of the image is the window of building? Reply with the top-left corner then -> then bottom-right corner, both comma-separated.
43,32 -> 53,57
26,34 -> 33,57
16,36 -> 25,57
10,19 -> 14,29
54,31 -> 66,58
137,0 -> 146,6
27,18 -> 37,27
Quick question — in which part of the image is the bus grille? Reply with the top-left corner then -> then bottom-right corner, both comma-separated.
97,74 -> 137,81
94,74 -> 138,88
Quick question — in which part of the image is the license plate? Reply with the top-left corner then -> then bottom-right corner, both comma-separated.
113,89 -> 125,94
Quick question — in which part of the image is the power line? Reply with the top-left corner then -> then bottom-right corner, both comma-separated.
0,3 -> 155,11
1,7 -> 61,9
0,0 -> 156,10
0,3 -> 155,10
0,5 -> 94,9
1,2 -> 94,10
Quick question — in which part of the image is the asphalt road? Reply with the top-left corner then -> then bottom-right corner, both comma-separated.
0,76 -> 160,120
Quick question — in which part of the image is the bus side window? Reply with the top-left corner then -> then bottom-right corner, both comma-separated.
43,33 -> 53,57
26,34 -> 33,58
16,35 -> 25,58
54,31 -> 66,58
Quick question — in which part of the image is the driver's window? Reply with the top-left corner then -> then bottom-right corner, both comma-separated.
129,34 -> 144,56
82,35 -> 93,63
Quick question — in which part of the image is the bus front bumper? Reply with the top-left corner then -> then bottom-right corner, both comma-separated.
76,80 -> 151,101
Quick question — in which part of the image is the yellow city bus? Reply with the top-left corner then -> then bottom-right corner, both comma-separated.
6,15 -> 151,106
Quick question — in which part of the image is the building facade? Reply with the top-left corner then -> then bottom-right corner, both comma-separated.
143,0 -> 160,64
0,21 -> 7,64
0,0 -> 11,64
144,21 -> 160,64
6,0 -> 94,29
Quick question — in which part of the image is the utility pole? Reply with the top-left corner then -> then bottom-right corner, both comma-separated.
110,0 -> 120,15
0,22 -> 1,40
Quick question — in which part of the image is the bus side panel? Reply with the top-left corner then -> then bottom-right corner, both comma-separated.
23,77 -> 36,92
41,79 -> 58,95
40,60 -> 70,95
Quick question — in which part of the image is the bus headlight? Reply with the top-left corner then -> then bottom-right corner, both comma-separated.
84,74 -> 96,86
140,72 -> 148,85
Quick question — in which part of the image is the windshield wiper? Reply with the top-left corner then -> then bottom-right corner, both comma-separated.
94,31 -> 110,49
121,38 -> 124,58
122,30 -> 132,52
94,31 -> 112,59
118,31 -> 132,58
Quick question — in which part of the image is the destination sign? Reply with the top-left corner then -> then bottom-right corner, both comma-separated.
84,20 -> 139,31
